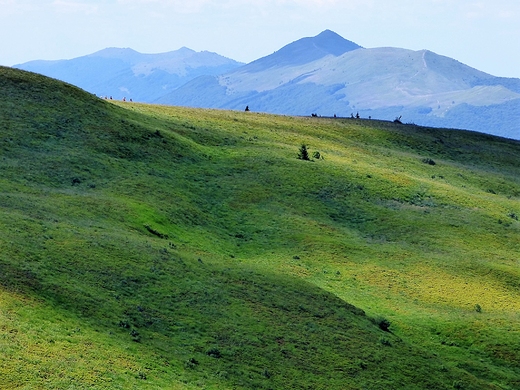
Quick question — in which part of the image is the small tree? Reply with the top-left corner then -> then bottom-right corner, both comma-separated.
297,144 -> 310,161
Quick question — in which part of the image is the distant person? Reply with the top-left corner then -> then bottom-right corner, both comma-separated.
245,105 -> 250,112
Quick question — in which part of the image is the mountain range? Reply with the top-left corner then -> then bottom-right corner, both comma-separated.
15,30 -> 520,139
15,47 -> 243,102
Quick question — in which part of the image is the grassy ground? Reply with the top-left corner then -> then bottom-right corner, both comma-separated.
1,66 -> 519,389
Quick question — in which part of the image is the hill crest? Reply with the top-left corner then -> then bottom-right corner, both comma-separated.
156,33 -> 520,139
14,46 -> 244,102
1,66 -> 520,389
12,30 -> 520,139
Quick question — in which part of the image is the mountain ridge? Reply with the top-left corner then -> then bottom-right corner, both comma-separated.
14,46 -> 244,102
156,33 -> 520,139
13,30 -> 520,139
243,29 -> 363,72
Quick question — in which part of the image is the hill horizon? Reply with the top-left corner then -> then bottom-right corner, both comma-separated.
156,30 -> 520,140
1,65 -> 519,388
14,46 -> 244,103
14,30 -> 520,140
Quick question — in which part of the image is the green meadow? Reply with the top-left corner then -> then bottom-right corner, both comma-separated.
0,66 -> 519,389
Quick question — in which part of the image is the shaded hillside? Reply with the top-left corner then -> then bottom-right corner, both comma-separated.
14,47 -> 243,102
1,67 -> 520,389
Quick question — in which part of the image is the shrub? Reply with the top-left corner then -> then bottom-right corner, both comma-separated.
119,320 -> 131,328
474,304 -> 482,313
379,336 -> 392,346
144,225 -> 169,239
453,380 -> 464,389
206,347 -> 222,358
422,158 -> 436,165
184,357 -> 199,369
71,177 -> 82,186
374,316 -> 391,332
312,151 -> 322,160
297,144 -> 310,161
130,329 -> 141,343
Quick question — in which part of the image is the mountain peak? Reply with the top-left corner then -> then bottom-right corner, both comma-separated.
89,47 -> 140,58
310,29 -> 362,56
244,30 -> 362,71
176,46 -> 196,54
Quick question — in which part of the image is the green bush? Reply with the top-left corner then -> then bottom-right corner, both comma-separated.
297,144 -> 310,161
374,316 -> 391,332
206,347 -> 222,358
380,336 -> 392,346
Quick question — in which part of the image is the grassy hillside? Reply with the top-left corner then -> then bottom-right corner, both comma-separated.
1,66 -> 519,389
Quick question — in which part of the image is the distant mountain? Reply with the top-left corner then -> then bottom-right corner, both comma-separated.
244,29 -> 362,71
14,47 -> 244,102
156,31 -> 520,139
14,30 -> 520,139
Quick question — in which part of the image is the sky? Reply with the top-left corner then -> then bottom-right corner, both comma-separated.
1,0 -> 519,78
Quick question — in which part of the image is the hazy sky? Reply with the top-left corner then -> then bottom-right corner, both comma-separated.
1,0 -> 519,78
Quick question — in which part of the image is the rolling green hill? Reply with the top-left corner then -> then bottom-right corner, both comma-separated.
1,66 -> 519,389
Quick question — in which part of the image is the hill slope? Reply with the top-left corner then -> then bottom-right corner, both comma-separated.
156,31 -> 520,140
14,47 -> 243,102
1,67 -> 520,389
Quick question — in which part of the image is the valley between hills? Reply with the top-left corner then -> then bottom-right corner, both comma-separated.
1,66 -> 519,389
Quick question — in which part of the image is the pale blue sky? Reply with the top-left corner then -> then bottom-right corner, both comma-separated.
1,0 -> 519,78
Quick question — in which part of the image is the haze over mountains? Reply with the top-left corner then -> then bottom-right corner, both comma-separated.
15,47 -> 243,102
15,30 -> 520,139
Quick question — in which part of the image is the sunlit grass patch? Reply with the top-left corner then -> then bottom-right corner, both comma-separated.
0,288 -> 155,389
354,263 -> 520,313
